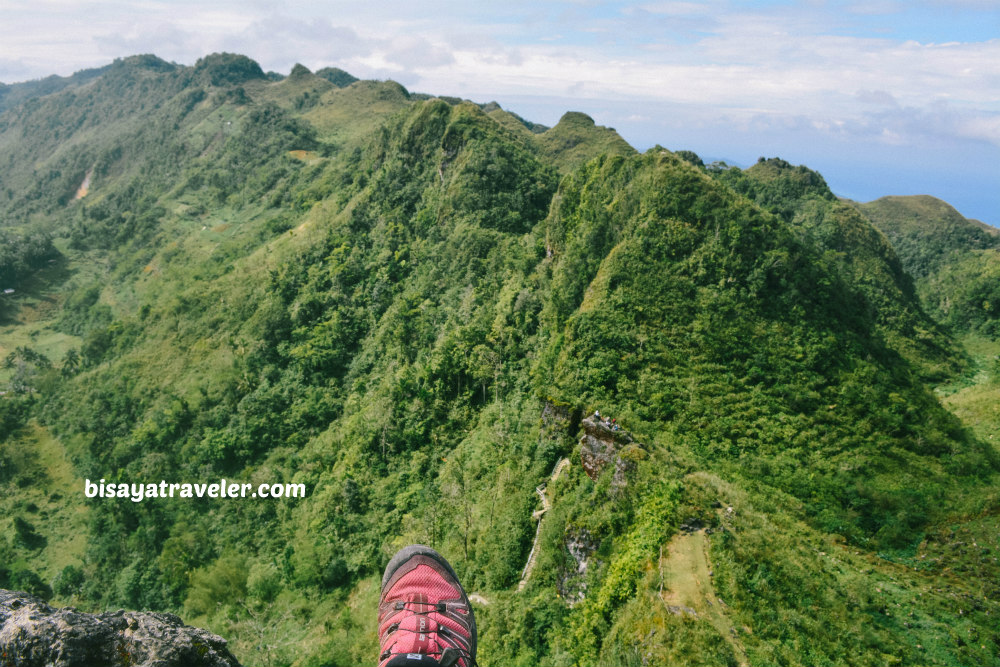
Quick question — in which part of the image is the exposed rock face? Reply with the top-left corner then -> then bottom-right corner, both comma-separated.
540,400 -> 581,447
0,589 -> 241,667
558,528 -> 598,605
579,416 -> 639,487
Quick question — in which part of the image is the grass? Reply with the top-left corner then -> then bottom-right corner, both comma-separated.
302,80 -> 413,147
659,526 -> 748,665
938,334 -> 1000,446
0,248 -> 88,383
1,422 -> 90,598
534,111 -> 635,174
0,325 -> 78,384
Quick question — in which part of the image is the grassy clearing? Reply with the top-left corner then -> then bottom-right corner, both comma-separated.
0,249 -> 90,383
659,528 -> 747,665
939,335 -> 1000,447
0,324 -> 79,385
1,422 -> 89,597
302,80 -> 413,146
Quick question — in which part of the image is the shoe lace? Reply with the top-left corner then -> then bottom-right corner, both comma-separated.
380,600 -> 478,667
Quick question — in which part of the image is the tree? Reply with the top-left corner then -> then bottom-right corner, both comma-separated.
62,348 -> 80,377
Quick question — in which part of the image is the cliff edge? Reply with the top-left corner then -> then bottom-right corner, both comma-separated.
0,589 -> 241,667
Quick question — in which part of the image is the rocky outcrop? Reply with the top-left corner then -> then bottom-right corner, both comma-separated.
579,417 -> 642,488
540,400 -> 581,447
558,528 -> 598,605
0,589 -> 241,667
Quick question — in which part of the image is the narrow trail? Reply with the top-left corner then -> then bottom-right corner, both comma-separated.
518,458 -> 570,591
659,528 -> 748,666
508,458 -> 745,667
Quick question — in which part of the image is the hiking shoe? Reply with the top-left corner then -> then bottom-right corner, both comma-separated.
378,545 -> 477,667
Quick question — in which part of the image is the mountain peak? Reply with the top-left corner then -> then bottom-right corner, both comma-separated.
745,157 -> 834,198
860,194 -> 999,276
111,54 -> 175,73
536,110 -> 634,172
194,52 -> 266,86
556,111 -> 596,127
288,63 -> 312,79
314,67 -> 359,88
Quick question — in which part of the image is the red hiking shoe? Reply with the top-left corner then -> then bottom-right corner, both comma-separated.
378,545 -> 477,667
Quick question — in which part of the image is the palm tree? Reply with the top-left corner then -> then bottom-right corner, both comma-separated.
62,348 -> 80,377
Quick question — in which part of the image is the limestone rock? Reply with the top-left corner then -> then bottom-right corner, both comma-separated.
0,589 -> 241,667
579,416 -> 641,487
558,528 -> 598,605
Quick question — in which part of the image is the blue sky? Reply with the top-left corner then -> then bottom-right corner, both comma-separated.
2,0 -> 997,224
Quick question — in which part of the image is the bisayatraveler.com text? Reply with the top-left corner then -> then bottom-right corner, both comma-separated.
85,478 -> 306,502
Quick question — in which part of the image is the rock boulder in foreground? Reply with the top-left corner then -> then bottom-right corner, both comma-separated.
0,589 -> 241,667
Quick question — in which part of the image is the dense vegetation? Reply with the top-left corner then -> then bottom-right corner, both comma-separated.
711,159 -> 968,381
1,54 -> 998,666
859,196 -> 1000,339
0,230 -> 59,288
0,63 -> 110,114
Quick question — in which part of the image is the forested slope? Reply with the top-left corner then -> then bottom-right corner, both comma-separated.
858,195 -> 1000,340
1,54 -> 998,666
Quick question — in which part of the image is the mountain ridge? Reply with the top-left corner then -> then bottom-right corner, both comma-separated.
857,194 -> 1000,340
0,53 -> 998,667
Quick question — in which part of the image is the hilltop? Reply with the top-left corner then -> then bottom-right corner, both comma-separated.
857,195 -> 1000,340
1,54 -> 998,667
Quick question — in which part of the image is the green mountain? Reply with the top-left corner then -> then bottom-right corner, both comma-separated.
0,63 -> 111,114
1,55 -> 999,667
859,195 -> 999,279
858,195 -> 1000,340
711,158 -> 968,381
534,111 -> 636,172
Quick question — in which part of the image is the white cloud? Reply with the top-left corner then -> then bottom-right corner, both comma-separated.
954,114 -> 1000,144
845,1 -> 903,16
922,0 -> 1000,8
0,2 -> 998,153
855,90 -> 899,107
0,57 -> 35,82
635,2 -> 714,16
219,16 -> 374,73
384,37 -> 455,69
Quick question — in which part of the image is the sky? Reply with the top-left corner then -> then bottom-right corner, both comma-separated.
1,0 -> 998,225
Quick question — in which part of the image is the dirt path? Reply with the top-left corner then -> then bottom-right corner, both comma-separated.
518,458 -> 570,591
659,529 -> 748,666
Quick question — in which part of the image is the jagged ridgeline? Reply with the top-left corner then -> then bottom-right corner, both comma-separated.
712,158 -> 968,380
1,53 -> 998,667
538,150 -> 989,541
